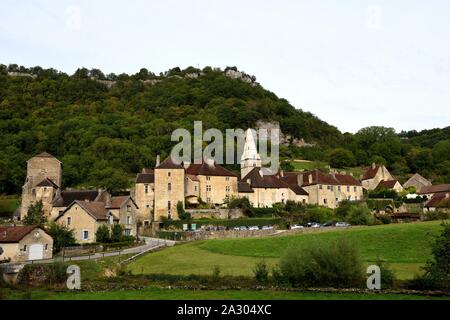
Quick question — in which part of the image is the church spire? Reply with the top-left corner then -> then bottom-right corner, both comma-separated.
240,129 -> 261,179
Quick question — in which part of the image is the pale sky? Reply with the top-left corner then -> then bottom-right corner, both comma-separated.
1,0 -> 449,133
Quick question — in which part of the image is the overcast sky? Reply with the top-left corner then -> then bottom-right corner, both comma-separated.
1,0 -> 449,133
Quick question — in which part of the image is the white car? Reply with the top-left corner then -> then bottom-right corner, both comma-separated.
291,224 -> 304,230
248,226 -> 259,231
262,226 -> 274,230
335,222 -> 350,227
311,223 -> 321,228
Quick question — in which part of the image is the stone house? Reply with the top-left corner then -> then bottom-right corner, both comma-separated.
50,189 -> 109,221
132,170 -> 155,225
361,163 -> 394,191
0,226 -> 53,262
55,195 -> 138,244
283,169 -> 363,209
376,180 -> 404,193
403,173 -> 432,192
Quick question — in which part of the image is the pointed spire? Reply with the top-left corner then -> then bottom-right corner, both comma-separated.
241,129 -> 261,162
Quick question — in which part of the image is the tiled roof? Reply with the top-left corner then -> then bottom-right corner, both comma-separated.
108,196 -> 130,209
333,173 -> 361,186
238,181 -> 254,193
242,168 -> 290,189
36,178 -> 59,189
142,168 -> 154,174
156,156 -> 184,169
74,201 -> 117,221
289,184 -> 309,196
186,174 -> 199,182
362,165 -> 380,180
52,190 -> 99,207
418,184 -> 450,195
0,225 -> 39,243
377,180 -> 400,189
186,162 -> 237,177
425,192 -> 449,208
136,173 -> 154,184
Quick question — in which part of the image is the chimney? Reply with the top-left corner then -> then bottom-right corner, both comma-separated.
297,173 -> 304,186
308,174 -> 313,184
247,179 -> 251,185
372,163 -> 376,169
259,170 -> 264,177
280,170 -> 284,177
105,192 -> 112,207
183,161 -> 191,169
156,155 -> 161,167
205,157 -> 215,166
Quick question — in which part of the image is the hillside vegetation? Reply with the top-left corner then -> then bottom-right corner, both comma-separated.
0,64 -> 449,195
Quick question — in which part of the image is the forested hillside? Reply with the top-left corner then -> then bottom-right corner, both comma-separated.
0,64 -> 449,194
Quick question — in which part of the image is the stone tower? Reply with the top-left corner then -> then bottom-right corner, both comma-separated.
153,155 -> 185,221
20,152 -> 62,220
240,129 -> 261,179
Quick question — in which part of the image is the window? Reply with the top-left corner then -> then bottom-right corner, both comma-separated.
109,214 -> 114,225
32,189 -> 36,196
319,185 -> 323,190
45,244 -> 48,251
338,186 -> 341,192
126,216 -> 132,225
23,245 -> 27,251
207,197 -> 211,203
194,186 -> 198,191
168,172 -> 171,177
82,230 -> 89,240
44,187 -> 47,192
225,186 -> 230,192
354,186 -> 357,192
302,199 -> 306,204
206,185 -> 211,192
144,184 -> 149,194
206,176 -> 211,181
168,183 -> 172,191
168,201 -> 171,213
67,217 -> 72,226
323,199 -> 328,204
146,204 -> 150,208
347,186 -> 350,192
226,177 -> 230,181
127,205 -> 131,212
124,229 -> 131,236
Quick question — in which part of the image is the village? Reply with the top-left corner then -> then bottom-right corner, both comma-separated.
0,128 -> 449,264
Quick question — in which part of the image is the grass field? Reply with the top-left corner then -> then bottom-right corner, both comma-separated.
2,287 -> 448,300
127,221 -> 447,280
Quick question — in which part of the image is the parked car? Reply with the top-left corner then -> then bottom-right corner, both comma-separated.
233,226 -> 240,231
306,222 -> 319,227
322,222 -> 333,227
291,224 -> 304,230
335,222 -> 351,227
239,226 -> 248,231
248,226 -> 259,231
262,226 -> 274,230
311,223 -> 322,228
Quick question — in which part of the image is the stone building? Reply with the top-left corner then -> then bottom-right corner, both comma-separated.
132,169 -> 155,225
418,184 -> 450,200
403,173 -> 432,192
19,152 -> 62,220
0,225 -> 53,262
376,180 -> 404,193
55,194 -> 138,244
361,164 -> 394,191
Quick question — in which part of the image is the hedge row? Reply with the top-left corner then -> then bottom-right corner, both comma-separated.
162,217 -> 283,230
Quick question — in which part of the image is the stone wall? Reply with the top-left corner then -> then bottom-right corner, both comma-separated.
182,228 -> 276,241
186,208 -> 245,219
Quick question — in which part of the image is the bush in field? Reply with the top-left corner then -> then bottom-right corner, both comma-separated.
111,224 -> 124,242
424,211 -> 450,221
253,260 -> 269,285
375,259 -> 396,289
226,197 -> 254,216
304,206 -> 334,224
279,238 -> 365,288
347,203 -> 374,225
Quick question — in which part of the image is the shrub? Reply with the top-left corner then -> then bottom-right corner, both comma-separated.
347,203 -> 374,225
227,197 -> 254,216
46,222 -> 76,253
111,224 -> 124,242
212,265 -> 221,280
95,224 -> 111,243
23,200 -> 47,227
279,238 -> 365,288
412,223 -> 450,290
377,215 -> 392,225
304,206 -> 334,224
424,211 -> 450,221
375,259 -> 396,289
253,260 -> 269,285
